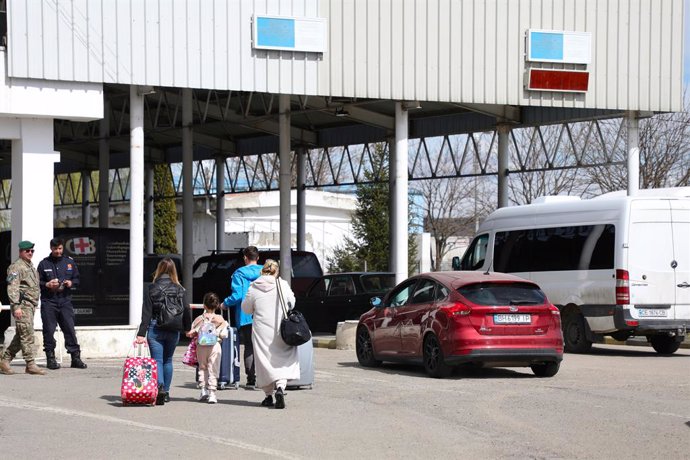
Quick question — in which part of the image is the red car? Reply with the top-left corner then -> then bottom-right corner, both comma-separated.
356,271 -> 564,378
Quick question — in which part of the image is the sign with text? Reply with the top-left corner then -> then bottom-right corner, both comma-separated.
253,15 -> 327,53
527,29 -> 591,64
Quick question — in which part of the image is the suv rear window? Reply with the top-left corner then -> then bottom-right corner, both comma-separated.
291,254 -> 322,277
458,282 -> 547,306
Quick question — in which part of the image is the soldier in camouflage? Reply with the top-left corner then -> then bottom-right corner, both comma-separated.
0,240 -> 46,375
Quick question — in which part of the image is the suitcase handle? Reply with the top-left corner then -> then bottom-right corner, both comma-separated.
127,340 -> 151,359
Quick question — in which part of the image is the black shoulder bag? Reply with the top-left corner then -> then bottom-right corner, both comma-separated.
151,283 -> 185,331
277,278 -> 311,346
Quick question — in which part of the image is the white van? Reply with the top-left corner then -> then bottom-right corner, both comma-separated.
453,187 -> 690,354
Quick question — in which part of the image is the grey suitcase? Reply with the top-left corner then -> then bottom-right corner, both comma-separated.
287,339 -> 315,389
217,326 -> 240,389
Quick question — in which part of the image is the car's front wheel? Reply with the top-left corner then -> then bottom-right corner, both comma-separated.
423,333 -> 452,378
531,361 -> 560,377
356,326 -> 381,367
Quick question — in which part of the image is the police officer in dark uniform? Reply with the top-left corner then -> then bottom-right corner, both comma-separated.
37,238 -> 87,369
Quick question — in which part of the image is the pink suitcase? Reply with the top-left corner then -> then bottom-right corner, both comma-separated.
121,342 -> 159,406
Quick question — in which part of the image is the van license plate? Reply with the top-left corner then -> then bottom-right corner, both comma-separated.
638,309 -> 668,318
494,314 -> 531,324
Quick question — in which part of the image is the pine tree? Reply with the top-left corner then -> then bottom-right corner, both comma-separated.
153,164 -> 178,254
328,143 -> 417,274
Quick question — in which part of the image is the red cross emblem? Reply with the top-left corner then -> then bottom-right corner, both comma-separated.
69,237 -> 95,255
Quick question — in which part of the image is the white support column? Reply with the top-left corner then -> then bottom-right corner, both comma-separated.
388,137 -> 396,273
10,118 -> 59,262
215,155 -> 226,251
182,89 -> 194,303
145,163 -> 154,254
81,170 -> 91,227
129,86 -> 145,326
393,103 -> 408,284
497,124 -> 511,208
99,99 -> 110,228
626,112 -> 640,196
279,94 -> 292,285
296,146 -> 306,251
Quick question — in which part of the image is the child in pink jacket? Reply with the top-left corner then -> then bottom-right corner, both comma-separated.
189,292 -> 228,404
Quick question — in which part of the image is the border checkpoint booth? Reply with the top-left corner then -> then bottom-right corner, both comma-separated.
0,0 -> 684,357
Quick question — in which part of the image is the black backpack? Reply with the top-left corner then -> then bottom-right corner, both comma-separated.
150,282 -> 185,331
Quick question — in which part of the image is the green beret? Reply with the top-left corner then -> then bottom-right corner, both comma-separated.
18,240 -> 35,250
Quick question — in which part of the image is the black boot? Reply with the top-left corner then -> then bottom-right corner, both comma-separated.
46,351 -> 60,370
70,351 -> 87,369
155,384 -> 166,406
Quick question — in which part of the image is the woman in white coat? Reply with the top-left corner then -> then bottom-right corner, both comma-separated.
241,260 -> 300,409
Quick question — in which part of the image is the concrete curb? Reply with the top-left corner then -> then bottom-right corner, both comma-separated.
312,335 -> 337,349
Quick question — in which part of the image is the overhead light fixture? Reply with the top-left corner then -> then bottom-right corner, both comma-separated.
334,107 -> 349,117
137,85 -> 156,96
402,100 -> 422,110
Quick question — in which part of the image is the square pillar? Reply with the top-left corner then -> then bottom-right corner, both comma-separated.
10,118 -> 59,261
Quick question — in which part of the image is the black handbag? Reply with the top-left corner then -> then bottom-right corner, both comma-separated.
277,278 -> 311,346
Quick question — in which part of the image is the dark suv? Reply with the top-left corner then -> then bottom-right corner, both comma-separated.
192,249 -> 323,304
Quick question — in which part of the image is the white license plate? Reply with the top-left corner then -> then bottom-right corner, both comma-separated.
494,314 -> 531,324
637,309 -> 668,318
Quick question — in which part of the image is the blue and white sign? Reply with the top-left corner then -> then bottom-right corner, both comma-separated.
527,29 -> 591,64
253,16 -> 328,53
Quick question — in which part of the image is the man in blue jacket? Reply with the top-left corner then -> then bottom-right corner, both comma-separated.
223,246 -> 262,388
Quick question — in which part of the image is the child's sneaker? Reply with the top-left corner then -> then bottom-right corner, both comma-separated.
199,387 -> 209,401
208,391 -> 217,404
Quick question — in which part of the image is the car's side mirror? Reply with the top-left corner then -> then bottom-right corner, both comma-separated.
451,256 -> 461,270
370,297 -> 383,308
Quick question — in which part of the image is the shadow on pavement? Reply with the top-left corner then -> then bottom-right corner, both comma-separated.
337,360 -> 534,380
100,393 -> 263,408
586,346 -> 689,358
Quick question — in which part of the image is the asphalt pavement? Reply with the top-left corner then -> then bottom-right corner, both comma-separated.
1,342 -> 689,459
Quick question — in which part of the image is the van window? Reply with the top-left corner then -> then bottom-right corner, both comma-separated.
494,230 -> 531,272
494,224 -> 615,272
461,234 -> 489,270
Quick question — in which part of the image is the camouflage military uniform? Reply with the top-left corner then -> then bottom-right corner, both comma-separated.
1,257 -> 40,363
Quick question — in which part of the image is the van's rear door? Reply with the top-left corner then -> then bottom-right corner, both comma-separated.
628,200 -> 677,317
671,200 -> 690,319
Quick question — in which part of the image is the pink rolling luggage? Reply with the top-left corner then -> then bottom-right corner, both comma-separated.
121,341 -> 159,406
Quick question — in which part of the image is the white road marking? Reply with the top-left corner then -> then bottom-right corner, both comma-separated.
0,396 -> 301,459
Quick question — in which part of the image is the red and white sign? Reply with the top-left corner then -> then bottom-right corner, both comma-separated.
67,237 -> 96,255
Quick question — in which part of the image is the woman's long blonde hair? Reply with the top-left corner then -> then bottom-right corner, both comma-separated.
152,258 -> 181,285
261,259 -> 280,277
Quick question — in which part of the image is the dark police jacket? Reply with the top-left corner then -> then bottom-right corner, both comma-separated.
37,255 -> 80,301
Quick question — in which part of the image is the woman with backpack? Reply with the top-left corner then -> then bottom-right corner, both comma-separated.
136,258 -> 191,405
188,292 -> 228,404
